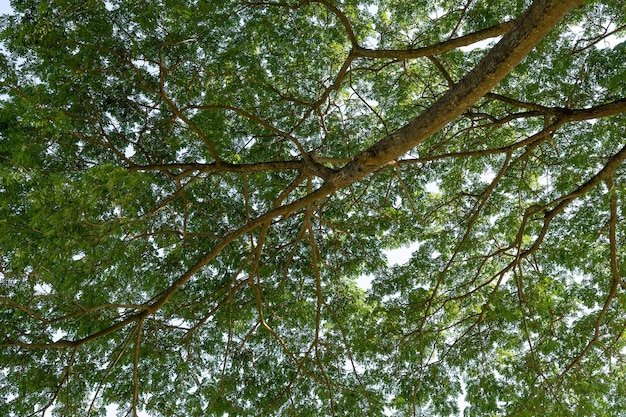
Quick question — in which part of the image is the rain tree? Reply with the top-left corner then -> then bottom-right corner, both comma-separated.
1,0 -> 626,415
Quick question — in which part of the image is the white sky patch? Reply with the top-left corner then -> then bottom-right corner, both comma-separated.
425,181 -> 440,194
72,252 -> 86,261
167,317 -> 189,329
385,241 -> 420,266
356,273 -> 374,291
458,379 -> 471,415
34,283 -> 53,295
480,168 -> 496,183
0,3 -> 13,15
356,242 -> 420,290
459,36 -> 502,52
124,144 -> 136,158
361,34 -> 380,49
132,59 -> 160,77
569,21 -> 625,50
176,146 -> 190,160
51,329 -> 67,342
602,34 -> 625,48
357,4 -> 378,15
459,20 -> 625,53
104,404 -> 119,417
427,7 -> 446,20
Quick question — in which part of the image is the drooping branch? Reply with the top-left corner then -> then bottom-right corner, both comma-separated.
129,158 -> 334,180
558,174 -> 622,376
545,143 -> 626,218
508,142 -> 626,269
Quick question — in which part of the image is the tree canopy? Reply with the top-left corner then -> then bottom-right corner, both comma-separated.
1,0 -> 626,415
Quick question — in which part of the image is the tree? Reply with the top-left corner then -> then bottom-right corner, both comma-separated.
1,0 -> 625,415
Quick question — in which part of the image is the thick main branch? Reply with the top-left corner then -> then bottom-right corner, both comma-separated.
329,0 -> 583,189
5,0 -> 585,351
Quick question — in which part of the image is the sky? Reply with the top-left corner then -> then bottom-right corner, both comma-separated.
0,2 -> 13,15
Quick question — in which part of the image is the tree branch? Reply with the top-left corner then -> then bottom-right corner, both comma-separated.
331,0 -> 584,188
353,21 -> 515,60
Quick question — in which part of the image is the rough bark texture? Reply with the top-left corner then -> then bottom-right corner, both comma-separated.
327,0 -> 584,189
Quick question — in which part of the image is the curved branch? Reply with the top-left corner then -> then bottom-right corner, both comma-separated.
353,21 -> 515,60
312,0 -> 359,48
545,143 -> 626,218
560,98 -> 626,121
129,158 -> 334,180
158,63 -> 223,164
559,175 -> 621,376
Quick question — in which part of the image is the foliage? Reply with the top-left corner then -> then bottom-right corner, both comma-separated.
1,0 -> 626,416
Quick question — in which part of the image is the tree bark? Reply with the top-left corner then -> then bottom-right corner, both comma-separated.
327,0 -> 584,189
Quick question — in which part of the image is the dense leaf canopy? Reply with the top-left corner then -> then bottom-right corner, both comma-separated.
1,0 -> 626,416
